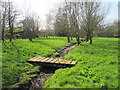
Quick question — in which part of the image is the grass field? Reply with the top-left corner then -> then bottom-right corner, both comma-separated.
44,37 -> 118,88
2,37 -> 68,88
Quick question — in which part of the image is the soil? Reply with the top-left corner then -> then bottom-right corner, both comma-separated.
21,42 -> 77,89
58,42 -> 76,59
29,66 -> 59,89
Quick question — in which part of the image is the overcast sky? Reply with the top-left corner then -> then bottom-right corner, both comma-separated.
11,0 -> 119,29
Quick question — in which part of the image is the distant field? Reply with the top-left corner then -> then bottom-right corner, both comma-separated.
2,37 -> 68,88
44,37 -> 118,88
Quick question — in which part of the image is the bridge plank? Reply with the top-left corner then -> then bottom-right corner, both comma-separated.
41,58 -> 50,62
65,60 -> 72,64
60,59 -> 68,64
28,57 -> 77,66
50,59 -> 58,63
71,61 -> 77,65
55,59 -> 64,63
29,57 -> 42,61
45,58 -> 54,63
34,57 -> 45,62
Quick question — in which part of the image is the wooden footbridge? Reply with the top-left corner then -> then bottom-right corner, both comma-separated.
28,57 -> 77,67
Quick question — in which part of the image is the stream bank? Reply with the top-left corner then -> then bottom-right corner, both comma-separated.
21,42 -> 77,89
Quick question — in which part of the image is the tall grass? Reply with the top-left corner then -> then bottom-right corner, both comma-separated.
44,37 -> 118,88
2,37 -> 68,88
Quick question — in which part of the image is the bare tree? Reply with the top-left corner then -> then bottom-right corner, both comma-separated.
21,15 -> 40,41
54,1 -> 82,44
80,1 -> 108,44
55,1 -> 82,44
0,1 -> 1,41
68,2 -> 81,44
54,2 -> 72,43
96,21 -> 119,37
8,0 -> 18,42
52,0 -> 109,44
46,11 -> 55,38
54,7 -> 68,37
0,1 -> 8,42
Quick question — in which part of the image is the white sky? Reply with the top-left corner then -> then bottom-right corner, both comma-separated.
10,0 -> 119,29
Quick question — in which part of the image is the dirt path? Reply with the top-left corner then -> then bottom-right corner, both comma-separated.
24,42 -> 77,89
58,43 -> 76,59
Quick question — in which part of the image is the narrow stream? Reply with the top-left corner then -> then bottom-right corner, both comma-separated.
25,42 -> 77,89
29,66 -> 59,89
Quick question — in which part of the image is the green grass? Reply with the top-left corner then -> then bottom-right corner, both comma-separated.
44,37 -> 118,88
2,37 -> 68,88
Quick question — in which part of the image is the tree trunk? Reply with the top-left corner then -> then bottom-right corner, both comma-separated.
2,22 -> 5,42
86,37 -> 89,42
28,32 -> 33,41
90,37 -> 92,44
9,28 -> 13,42
67,36 -> 70,43
70,37 -> 73,40
76,36 -> 80,45
86,34 -> 89,42
9,23 -> 13,42
29,38 -> 32,41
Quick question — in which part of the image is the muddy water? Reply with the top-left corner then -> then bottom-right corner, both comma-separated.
27,43 -> 77,89
29,66 -> 59,89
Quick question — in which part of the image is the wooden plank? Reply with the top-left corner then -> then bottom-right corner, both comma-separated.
59,59 -> 64,62
60,60 -> 69,64
59,59 -> 66,64
34,57 -> 46,62
70,61 -> 77,65
65,60 -> 72,64
45,58 -> 54,63
55,59 -> 64,64
41,58 -> 50,62
55,59 -> 60,63
58,59 -> 64,62
50,59 -> 58,63
28,57 -> 77,67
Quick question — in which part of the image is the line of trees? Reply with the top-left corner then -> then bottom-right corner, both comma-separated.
20,15 -> 40,41
52,1 -> 109,44
96,21 -> 119,37
0,0 -> 41,42
0,0 -> 118,44
0,0 -> 18,42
